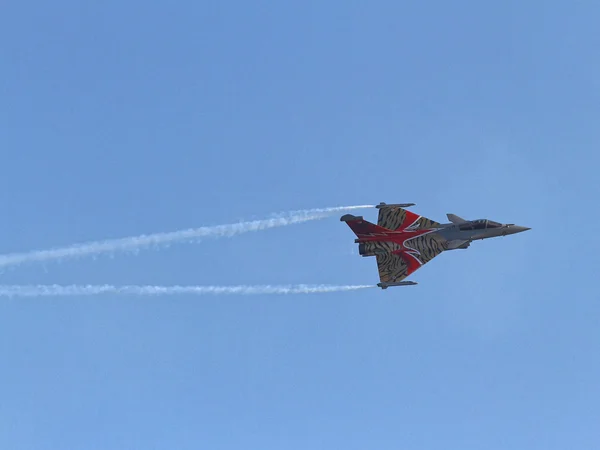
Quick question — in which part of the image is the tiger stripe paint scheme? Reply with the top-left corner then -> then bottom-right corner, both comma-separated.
342,206 -> 448,285
377,205 -> 442,231
341,204 -> 531,287
374,230 -> 447,284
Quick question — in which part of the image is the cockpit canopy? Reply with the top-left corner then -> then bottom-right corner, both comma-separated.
459,219 -> 502,231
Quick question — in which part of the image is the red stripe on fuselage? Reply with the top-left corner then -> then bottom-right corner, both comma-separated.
355,228 -> 434,244
358,228 -> 436,275
399,210 -> 421,230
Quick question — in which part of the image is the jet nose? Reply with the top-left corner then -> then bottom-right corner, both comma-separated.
509,225 -> 531,234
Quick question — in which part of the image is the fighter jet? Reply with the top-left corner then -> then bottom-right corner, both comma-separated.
341,202 -> 530,289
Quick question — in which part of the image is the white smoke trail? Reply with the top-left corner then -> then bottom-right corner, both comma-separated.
0,205 -> 372,270
0,284 -> 375,297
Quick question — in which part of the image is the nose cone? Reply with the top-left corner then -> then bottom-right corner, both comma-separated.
507,225 -> 531,234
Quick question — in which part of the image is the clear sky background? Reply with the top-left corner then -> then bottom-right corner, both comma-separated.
1,1 -> 599,449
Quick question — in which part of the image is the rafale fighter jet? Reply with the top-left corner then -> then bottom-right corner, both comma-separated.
341,202 -> 530,289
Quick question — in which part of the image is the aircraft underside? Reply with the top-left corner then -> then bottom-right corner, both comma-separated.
341,202 -> 529,288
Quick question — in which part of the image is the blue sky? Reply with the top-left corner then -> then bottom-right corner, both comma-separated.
1,1 -> 599,448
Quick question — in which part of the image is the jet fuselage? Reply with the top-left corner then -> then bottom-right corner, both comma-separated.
436,219 -> 530,248
341,204 -> 531,288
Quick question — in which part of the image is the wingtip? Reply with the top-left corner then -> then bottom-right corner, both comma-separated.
375,202 -> 416,209
377,281 -> 418,289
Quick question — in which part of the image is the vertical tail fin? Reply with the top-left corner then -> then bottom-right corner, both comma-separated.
340,214 -> 391,238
